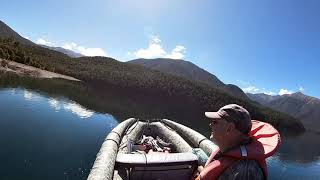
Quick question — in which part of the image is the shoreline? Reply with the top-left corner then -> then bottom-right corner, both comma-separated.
0,59 -> 81,82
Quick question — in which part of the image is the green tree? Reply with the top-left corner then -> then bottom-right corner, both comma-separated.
13,41 -> 20,48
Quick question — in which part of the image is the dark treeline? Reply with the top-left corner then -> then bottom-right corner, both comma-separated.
0,38 -> 55,71
0,38 -> 305,134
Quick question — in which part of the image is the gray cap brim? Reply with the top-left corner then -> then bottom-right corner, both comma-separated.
205,112 -> 222,119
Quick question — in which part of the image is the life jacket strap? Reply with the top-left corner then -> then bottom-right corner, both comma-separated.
240,145 -> 248,157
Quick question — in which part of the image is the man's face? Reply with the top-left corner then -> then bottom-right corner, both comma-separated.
208,117 -> 230,145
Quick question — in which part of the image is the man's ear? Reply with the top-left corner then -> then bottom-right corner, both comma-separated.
226,122 -> 235,133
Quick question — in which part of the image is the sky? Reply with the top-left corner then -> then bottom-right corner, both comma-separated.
1,0 -> 319,98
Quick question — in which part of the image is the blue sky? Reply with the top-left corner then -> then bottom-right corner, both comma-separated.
1,0 -> 319,98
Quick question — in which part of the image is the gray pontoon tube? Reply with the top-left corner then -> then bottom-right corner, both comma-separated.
161,119 -> 218,156
88,118 -> 137,180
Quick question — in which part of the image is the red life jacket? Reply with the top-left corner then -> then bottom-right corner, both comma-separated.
198,120 -> 281,180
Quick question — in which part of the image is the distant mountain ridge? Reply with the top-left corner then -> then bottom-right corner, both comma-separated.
0,19 -> 306,133
40,45 -> 83,58
247,93 -> 282,104
0,20 -> 82,58
0,20 -> 34,45
247,92 -> 320,131
128,58 -> 248,99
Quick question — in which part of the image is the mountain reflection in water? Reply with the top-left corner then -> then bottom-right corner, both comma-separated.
20,89 -> 94,118
0,88 -> 118,180
268,131 -> 320,180
278,131 -> 320,163
0,74 -> 319,179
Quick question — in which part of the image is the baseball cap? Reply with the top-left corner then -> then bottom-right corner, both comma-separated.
205,104 -> 252,134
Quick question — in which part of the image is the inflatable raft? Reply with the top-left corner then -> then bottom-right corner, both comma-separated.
87,118 -> 218,180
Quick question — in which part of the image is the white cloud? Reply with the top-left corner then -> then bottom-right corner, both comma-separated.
62,42 -> 107,57
24,36 -> 30,40
134,36 -> 166,58
32,37 -> 107,57
243,86 -> 295,96
165,45 -> 186,59
77,47 -> 107,57
151,36 -> 161,44
36,38 -> 55,46
242,86 -> 261,94
264,91 -> 277,96
237,81 -> 304,96
133,36 -> 186,59
241,86 -> 276,95
299,86 -> 305,92
238,81 -> 277,95
279,89 -> 294,95
62,42 -> 77,50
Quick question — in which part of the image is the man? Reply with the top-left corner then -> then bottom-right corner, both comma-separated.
196,104 -> 280,180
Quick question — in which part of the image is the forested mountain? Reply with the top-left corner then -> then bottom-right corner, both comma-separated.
129,58 -> 248,99
0,20 -> 305,133
248,92 -> 320,131
0,20 -> 34,45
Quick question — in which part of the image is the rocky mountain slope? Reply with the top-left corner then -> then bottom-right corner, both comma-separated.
247,92 -> 320,131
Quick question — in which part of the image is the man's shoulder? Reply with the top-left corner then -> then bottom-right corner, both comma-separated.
218,159 -> 264,180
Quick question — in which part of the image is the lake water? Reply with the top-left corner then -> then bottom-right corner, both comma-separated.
0,77 -> 319,179
0,88 -> 118,180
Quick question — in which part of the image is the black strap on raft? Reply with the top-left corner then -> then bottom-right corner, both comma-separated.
159,119 -> 176,132
198,138 -> 208,148
109,131 -> 121,139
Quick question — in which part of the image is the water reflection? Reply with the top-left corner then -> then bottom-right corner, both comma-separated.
268,152 -> 320,180
11,88 -> 16,95
21,89 -> 94,119
63,102 -> 94,118
23,89 -> 44,102
277,131 -> 320,163
265,131 -> 320,179
0,88 -> 118,180
1,74 -> 319,179
23,89 -> 34,101
48,98 -> 94,118
48,98 -> 61,111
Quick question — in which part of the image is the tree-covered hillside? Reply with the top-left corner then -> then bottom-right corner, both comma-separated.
0,38 -> 305,134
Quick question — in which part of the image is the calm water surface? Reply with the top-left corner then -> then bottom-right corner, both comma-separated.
1,86 -> 319,179
0,88 -> 118,180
